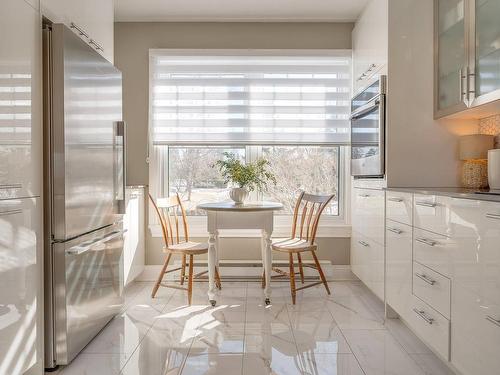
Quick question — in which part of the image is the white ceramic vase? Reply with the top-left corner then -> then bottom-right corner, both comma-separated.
488,149 -> 500,189
229,187 -> 249,205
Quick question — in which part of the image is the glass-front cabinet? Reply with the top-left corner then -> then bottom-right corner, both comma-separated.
435,0 -> 500,118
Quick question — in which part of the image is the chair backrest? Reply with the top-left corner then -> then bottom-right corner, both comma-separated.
149,193 -> 189,247
291,191 -> 335,244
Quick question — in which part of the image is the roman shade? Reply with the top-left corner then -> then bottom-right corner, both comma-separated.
149,50 -> 351,145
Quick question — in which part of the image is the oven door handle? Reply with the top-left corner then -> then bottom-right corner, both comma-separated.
350,98 -> 380,120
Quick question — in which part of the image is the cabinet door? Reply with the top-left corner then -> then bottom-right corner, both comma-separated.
0,197 -> 42,375
0,0 -> 42,199
41,0 -> 114,62
386,221 -> 412,316
435,0 -> 469,117
469,0 -> 500,106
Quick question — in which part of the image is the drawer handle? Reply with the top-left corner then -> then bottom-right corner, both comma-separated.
0,183 -> 22,190
415,237 -> 437,247
0,209 -> 23,217
486,315 -> 500,328
358,240 -> 370,247
416,201 -> 437,208
413,308 -> 434,325
387,227 -> 403,235
388,197 -> 404,202
358,194 -> 371,198
486,213 -> 500,220
415,272 -> 436,285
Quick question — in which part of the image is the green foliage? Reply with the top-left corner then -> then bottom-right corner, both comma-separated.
213,152 -> 277,192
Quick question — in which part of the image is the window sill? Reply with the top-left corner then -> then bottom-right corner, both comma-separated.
149,223 -> 351,239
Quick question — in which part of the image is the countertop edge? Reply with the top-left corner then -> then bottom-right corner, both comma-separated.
384,187 -> 500,203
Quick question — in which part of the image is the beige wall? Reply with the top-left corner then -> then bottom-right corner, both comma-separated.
114,22 -> 354,265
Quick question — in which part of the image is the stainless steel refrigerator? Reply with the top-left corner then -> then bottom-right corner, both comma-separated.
42,23 -> 126,369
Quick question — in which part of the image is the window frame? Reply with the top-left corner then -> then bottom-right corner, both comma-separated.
149,144 -> 350,238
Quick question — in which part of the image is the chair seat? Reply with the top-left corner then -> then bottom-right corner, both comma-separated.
271,238 -> 317,253
164,241 -> 208,254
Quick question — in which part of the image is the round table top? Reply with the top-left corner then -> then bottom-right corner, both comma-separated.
197,201 -> 284,212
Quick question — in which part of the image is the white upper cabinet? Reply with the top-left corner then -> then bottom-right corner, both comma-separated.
352,0 -> 388,94
41,0 -> 114,63
0,0 -> 42,200
435,0 -> 500,119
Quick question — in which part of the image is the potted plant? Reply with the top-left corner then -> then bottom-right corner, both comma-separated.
213,152 -> 277,204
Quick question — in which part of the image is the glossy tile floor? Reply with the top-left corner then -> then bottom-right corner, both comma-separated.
55,281 -> 456,375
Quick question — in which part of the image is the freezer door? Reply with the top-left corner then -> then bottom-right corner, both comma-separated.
52,224 -> 124,365
49,24 -> 123,240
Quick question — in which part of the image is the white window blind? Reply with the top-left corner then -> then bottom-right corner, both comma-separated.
149,50 -> 351,145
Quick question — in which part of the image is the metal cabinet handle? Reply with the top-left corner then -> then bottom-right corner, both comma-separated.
0,183 -> 22,190
387,227 -> 403,235
70,22 -> 89,39
415,273 -> 436,285
413,308 -> 434,325
387,197 -> 403,202
0,209 -> 23,217
89,39 -> 104,52
486,213 -> 500,220
415,201 -> 437,208
358,240 -> 370,247
467,66 -> 475,100
459,67 -> 466,103
415,237 -> 437,247
486,316 -> 500,328
358,194 -> 371,198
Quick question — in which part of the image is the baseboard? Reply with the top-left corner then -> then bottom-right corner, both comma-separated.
136,260 -> 356,282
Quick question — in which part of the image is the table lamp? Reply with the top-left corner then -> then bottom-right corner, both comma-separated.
459,134 -> 494,188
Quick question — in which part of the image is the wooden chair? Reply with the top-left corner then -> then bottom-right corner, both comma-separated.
149,193 -> 221,305
264,191 -> 334,304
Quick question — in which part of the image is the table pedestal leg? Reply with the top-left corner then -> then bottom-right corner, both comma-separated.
208,231 -> 217,306
262,230 -> 272,304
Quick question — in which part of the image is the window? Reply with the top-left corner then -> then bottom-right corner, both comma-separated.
149,50 -> 351,221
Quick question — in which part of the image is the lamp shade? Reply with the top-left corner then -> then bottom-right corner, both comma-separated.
459,134 -> 494,160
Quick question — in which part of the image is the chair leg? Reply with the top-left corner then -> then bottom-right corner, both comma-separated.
289,253 -> 296,304
297,253 -> 305,284
180,254 -> 186,285
215,267 -> 222,290
311,250 -> 330,295
261,269 -> 266,289
152,253 -> 172,298
187,255 -> 194,305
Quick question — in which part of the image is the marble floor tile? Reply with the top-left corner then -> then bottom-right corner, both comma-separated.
82,306 -> 157,359
409,354 -> 456,375
60,281 -> 457,375
384,318 -> 431,354
326,294 -> 385,330
343,329 -> 426,375
298,353 -> 365,375
181,353 -> 243,375
60,354 -> 125,375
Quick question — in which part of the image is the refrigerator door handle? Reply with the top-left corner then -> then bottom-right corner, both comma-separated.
66,229 -> 127,255
115,121 -> 126,214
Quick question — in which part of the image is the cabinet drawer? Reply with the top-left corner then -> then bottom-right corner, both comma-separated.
406,295 -> 450,361
413,262 -> 450,319
413,194 -> 451,236
386,191 -> 413,225
386,220 -> 412,314
452,286 -> 500,375
413,228 -> 456,278
352,188 -> 385,245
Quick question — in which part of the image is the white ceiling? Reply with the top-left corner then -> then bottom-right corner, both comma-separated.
114,0 -> 370,22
